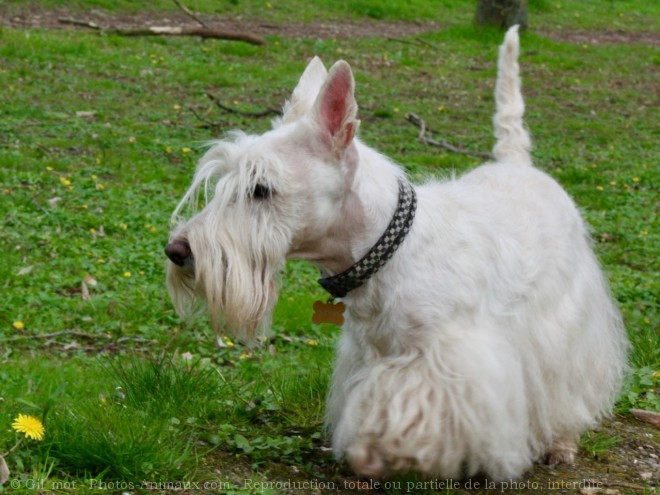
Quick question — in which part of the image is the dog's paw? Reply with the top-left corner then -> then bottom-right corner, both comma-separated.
543,438 -> 577,466
347,443 -> 385,478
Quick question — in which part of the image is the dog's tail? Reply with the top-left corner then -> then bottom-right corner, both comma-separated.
492,25 -> 532,166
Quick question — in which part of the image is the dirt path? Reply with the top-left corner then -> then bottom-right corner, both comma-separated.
2,5 -> 660,45
173,416 -> 660,494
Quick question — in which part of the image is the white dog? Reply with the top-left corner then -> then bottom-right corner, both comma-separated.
165,26 -> 629,480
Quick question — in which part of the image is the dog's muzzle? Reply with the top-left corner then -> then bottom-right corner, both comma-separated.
165,239 -> 192,267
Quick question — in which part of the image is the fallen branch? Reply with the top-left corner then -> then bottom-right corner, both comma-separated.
406,112 -> 493,160
110,26 -> 265,44
58,18 -> 265,46
207,93 -> 282,118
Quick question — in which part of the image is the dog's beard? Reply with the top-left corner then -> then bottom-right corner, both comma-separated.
166,217 -> 286,344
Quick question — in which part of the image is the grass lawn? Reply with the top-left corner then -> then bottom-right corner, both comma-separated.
0,1 -> 658,493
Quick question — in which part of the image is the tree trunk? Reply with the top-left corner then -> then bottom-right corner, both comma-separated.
474,0 -> 528,30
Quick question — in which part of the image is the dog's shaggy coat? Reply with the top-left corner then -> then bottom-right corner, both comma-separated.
166,27 -> 629,480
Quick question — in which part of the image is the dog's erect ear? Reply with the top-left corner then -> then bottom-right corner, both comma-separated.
280,56 -> 328,125
311,60 -> 360,155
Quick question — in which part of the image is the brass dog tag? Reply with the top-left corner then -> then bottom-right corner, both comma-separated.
312,300 -> 346,326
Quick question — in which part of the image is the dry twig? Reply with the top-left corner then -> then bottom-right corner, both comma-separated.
387,37 -> 438,49
207,93 -> 282,118
1,329 -> 155,346
630,409 -> 660,428
172,0 -> 207,28
188,107 -> 224,130
406,112 -> 493,160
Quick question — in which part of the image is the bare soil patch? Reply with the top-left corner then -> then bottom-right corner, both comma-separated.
543,29 -> 660,46
3,6 -> 660,45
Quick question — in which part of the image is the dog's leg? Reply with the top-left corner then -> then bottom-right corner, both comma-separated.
326,332 -> 365,444
333,337 -> 534,481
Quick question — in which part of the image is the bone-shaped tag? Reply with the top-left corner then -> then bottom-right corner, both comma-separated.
312,300 -> 346,326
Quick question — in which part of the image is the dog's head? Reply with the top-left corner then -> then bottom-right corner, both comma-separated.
165,57 -> 366,341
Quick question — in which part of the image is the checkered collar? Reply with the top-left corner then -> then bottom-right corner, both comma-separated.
318,178 -> 417,299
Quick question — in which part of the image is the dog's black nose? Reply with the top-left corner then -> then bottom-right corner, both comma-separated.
165,240 -> 191,267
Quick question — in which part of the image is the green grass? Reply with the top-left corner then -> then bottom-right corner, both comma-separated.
0,1 -> 658,493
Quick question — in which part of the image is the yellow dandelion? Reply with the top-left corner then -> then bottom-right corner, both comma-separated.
59,177 -> 72,188
123,271 -> 132,278
632,177 -> 640,183
12,414 -> 45,441
173,104 -> 181,111
128,136 -> 136,143
239,352 -> 251,360
46,166 -> 53,171
181,147 -> 192,154
640,230 -> 648,236
596,185 -> 604,191
306,339 -> 318,346
96,183 -> 105,191
12,321 -> 25,330
165,146 -> 173,154
119,223 -> 128,230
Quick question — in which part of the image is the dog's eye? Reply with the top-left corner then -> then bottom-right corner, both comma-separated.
251,183 -> 272,200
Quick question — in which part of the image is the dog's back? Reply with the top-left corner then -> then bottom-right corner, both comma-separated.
332,26 -> 628,480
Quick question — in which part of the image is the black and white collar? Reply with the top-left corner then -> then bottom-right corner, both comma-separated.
318,178 -> 417,299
